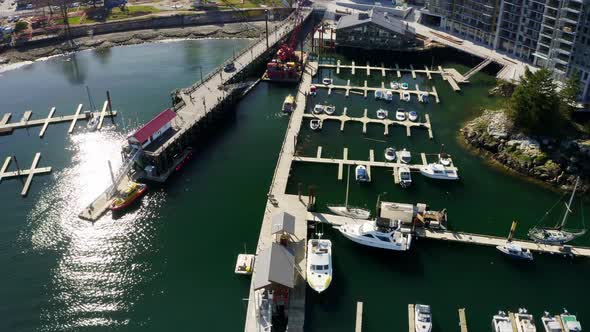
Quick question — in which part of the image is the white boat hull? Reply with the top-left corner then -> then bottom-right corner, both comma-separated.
338,225 -> 411,251
327,205 -> 371,220
306,239 -> 333,293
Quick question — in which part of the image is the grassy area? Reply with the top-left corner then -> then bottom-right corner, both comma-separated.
107,5 -> 161,20
218,0 -> 285,9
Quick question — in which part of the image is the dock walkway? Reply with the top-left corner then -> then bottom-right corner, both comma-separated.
303,108 -> 433,138
0,153 -> 52,196
315,80 -> 441,103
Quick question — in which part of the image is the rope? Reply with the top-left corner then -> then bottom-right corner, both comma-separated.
534,191 -> 568,226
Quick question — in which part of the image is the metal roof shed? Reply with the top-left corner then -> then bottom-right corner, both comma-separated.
271,212 -> 296,236
253,242 -> 295,290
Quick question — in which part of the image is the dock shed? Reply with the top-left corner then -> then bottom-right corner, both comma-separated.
253,242 -> 295,290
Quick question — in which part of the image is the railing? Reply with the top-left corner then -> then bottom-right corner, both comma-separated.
106,149 -> 143,198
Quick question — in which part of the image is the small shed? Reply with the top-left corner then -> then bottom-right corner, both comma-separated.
253,242 -> 295,290
127,108 -> 176,149
271,212 -> 296,236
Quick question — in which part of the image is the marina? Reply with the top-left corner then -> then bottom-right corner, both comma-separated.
315,79 -> 441,103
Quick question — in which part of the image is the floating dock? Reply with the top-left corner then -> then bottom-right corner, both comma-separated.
305,212 -> 590,258
355,302 -> 363,332
315,80 -> 441,103
294,147 -> 456,181
303,108 -> 433,138
408,304 -> 415,332
0,153 -> 52,196
0,101 -> 116,137
459,308 -> 469,332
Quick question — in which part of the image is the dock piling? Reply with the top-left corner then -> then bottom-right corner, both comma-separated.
355,302 -> 363,332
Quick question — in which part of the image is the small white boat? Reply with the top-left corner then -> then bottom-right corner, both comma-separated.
313,104 -> 324,114
384,147 -> 396,161
497,241 -> 533,261
87,115 -> 99,131
355,165 -> 370,182
402,91 -> 411,102
409,111 -> 418,122
395,109 -> 406,121
324,105 -> 335,115
327,165 -> 372,220
376,109 -> 388,119
337,218 -> 412,251
310,119 -> 321,131
391,82 -> 400,90
514,308 -> 537,332
398,166 -> 412,188
542,312 -> 563,332
401,82 -> 409,90
306,238 -> 333,293
374,89 -> 384,99
322,77 -> 333,85
493,311 -> 515,332
400,149 -> 412,164
415,304 -> 433,332
420,163 -> 459,180
439,153 -> 452,166
384,90 -> 393,101
234,254 -> 255,275
560,309 -> 582,332
255,288 -> 273,332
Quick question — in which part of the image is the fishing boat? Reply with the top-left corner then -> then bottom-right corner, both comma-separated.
376,109 -> 388,119
282,94 -> 295,113
396,109 -> 406,121
310,85 -> 317,96
324,105 -> 336,115
400,148 -> 412,164
392,82 -> 400,90
322,77 -> 332,85
415,304 -> 433,332
355,165 -> 370,182
409,111 -> 418,122
496,221 -> 534,261
310,119 -> 321,131
514,308 -> 537,332
385,90 -> 394,101
528,177 -> 586,245
492,311 -> 514,332
398,166 -> 412,188
110,182 -> 148,211
255,288 -> 273,332
402,91 -> 411,102
384,147 -> 396,161
420,163 -> 459,180
306,236 -> 332,293
401,82 -> 409,90
327,165 -> 372,220
313,104 -> 324,114
337,217 -> 412,251
542,312 -> 563,332
560,309 -> 582,331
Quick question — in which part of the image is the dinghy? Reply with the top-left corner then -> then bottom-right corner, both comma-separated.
376,109 -> 388,119
310,119 -> 321,131
384,147 -> 396,161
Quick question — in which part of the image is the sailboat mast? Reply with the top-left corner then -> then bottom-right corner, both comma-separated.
345,165 -> 350,209
507,220 -> 517,242
558,176 -> 579,230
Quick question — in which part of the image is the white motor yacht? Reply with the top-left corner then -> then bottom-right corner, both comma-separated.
398,166 -> 412,188
515,308 -> 537,332
306,238 -> 333,293
542,312 -> 564,332
415,304 -> 432,332
400,149 -> 412,164
324,105 -> 336,115
385,147 -> 396,161
310,119 -> 321,131
313,104 -> 324,114
497,241 -> 533,261
560,309 -> 582,332
402,91 -> 411,102
493,311 -> 515,332
420,163 -> 459,180
409,111 -> 418,122
322,77 -> 332,85
337,218 -> 412,251
355,165 -> 370,182
376,109 -> 388,119
396,109 -> 406,121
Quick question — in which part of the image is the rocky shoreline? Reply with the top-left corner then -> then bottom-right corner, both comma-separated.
0,22 -> 274,67
461,109 -> 590,192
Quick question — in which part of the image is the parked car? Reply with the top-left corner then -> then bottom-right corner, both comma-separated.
223,62 -> 236,72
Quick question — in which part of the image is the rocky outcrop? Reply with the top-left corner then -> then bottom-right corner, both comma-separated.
461,110 -> 589,192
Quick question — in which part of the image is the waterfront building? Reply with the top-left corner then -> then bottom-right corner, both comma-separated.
127,108 -> 176,149
424,0 -> 590,101
335,9 -> 420,50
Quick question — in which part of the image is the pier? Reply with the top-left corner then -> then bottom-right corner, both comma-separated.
294,147 -> 456,181
305,212 -> 590,258
315,79 -> 441,103
459,308 -> 469,332
0,101 -> 116,137
408,304 -> 415,332
0,153 -> 52,196
303,108 -> 433,138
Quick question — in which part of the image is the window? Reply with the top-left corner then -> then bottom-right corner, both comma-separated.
376,236 -> 390,242
362,234 -> 374,238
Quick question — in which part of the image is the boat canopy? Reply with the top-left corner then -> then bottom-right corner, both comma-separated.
253,242 -> 295,290
271,212 -> 296,236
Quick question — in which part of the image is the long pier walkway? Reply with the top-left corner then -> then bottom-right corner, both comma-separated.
306,212 -> 590,257
0,153 -> 52,196
303,107 -> 433,138
294,146 -> 457,181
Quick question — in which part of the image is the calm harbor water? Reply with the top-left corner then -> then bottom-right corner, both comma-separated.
0,39 -> 587,332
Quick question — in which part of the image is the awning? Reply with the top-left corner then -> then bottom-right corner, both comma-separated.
253,242 -> 295,290
271,212 -> 296,236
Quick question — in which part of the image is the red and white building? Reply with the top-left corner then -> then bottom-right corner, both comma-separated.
128,109 -> 176,149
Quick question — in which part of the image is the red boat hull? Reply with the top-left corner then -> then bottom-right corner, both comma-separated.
110,185 -> 148,211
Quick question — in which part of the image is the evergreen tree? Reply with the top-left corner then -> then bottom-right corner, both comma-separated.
559,72 -> 581,119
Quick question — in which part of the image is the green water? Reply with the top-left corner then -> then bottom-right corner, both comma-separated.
0,40 -> 587,332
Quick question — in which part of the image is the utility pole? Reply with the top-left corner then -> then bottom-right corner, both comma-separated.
265,9 -> 269,49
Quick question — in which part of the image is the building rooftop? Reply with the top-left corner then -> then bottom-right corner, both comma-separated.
129,108 -> 176,145
336,8 -> 416,36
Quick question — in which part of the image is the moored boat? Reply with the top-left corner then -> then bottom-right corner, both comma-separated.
391,81 -> 400,90
514,308 -> 537,332
327,165 -> 372,220
376,109 -> 388,119
398,166 -> 412,188
282,94 -> 295,113
402,91 -> 411,102
110,182 -> 148,211
310,84 -> 317,96
306,238 -> 333,293
497,221 -> 534,261
385,147 -> 396,161
87,115 -> 99,131
415,304 -> 432,332
396,109 -> 406,121
409,111 -> 418,122
542,312 -> 563,332
401,82 -> 409,90
355,165 -> 370,182
313,104 -> 324,114
560,309 -> 582,332
399,148 -> 412,164
310,119 -> 321,131
385,90 -> 393,101
374,89 -> 384,99
492,311 -> 515,332
322,77 -> 332,85
420,163 -> 459,180
337,217 -> 412,251
324,105 -> 336,115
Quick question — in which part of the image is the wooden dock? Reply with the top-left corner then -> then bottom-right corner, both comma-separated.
294,147 -> 457,181
408,304 -> 415,332
355,302 -> 363,332
316,80 -> 441,103
303,107 -> 433,138
0,101 -> 116,137
0,153 -> 52,196
459,308 -> 469,332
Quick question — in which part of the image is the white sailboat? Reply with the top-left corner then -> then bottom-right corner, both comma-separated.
328,166 -> 371,220
493,311 -> 515,332
415,304 -> 433,332
515,308 -> 537,332
306,233 -> 332,293
529,176 -> 586,245
496,221 -> 533,261
337,217 -> 412,251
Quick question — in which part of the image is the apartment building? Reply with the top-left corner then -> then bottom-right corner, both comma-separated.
425,0 -> 590,101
